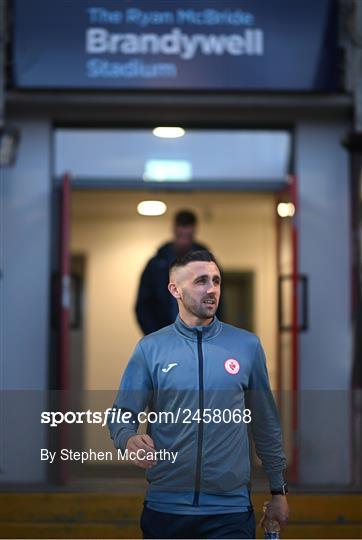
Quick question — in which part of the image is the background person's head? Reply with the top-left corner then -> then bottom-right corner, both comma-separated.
168,250 -> 221,325
173,210 -> 198,256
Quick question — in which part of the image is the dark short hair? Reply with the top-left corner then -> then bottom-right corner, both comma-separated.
169,250 -> 219,275
174,210 -> 197,227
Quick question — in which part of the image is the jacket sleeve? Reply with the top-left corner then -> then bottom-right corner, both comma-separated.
246,339 -> 287,490
108,341 -> 153,450
135,259 -> 160,335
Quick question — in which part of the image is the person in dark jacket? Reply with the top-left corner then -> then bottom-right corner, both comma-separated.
135,210 -> 222,334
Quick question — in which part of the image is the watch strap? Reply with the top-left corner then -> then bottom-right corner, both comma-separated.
270,483 -> 288,495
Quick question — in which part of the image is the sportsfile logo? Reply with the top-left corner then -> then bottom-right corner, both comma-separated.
41,407 -> 252,427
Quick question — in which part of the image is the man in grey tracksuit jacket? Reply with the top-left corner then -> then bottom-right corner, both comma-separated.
108,250 -> 288,539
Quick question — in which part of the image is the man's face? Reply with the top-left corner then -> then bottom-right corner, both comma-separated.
174,225 -> 195,255
170,261 -> 221,319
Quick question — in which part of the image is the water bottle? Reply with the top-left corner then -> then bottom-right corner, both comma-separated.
262,501 -> 280,539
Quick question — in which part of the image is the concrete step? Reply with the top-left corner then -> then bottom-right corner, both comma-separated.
0,493 -> 144,523
0,522 -> 361,539
0,493 -> 360,539
0,522 -> 141,539
0,493 -> 360,523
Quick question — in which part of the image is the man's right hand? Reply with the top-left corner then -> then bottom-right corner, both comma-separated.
126,434 -> 157,469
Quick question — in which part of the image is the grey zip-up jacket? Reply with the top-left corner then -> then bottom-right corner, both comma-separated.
108,315 -> 287,502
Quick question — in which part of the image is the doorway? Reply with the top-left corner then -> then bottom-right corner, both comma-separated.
53,127 -> 297,485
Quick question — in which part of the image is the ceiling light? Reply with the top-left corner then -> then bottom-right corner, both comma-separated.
277,202 -> 295,218
153,127 -> 185,138
137,200 -> 167,216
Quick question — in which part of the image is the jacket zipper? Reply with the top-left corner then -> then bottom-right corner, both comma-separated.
193,330 -> 204,506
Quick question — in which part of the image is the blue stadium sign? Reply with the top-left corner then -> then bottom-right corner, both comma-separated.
13,0 -> 337,91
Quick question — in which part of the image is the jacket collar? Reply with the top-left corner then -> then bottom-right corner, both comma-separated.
174,313 -> 222,341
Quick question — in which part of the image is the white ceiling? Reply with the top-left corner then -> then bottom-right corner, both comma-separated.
55,129 -> 291,184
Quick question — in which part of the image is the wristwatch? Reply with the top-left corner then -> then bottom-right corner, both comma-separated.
270,482 -> 288,495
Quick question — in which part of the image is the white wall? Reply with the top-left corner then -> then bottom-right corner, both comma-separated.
296,120 -> 352,484
0,119 -> 51,482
